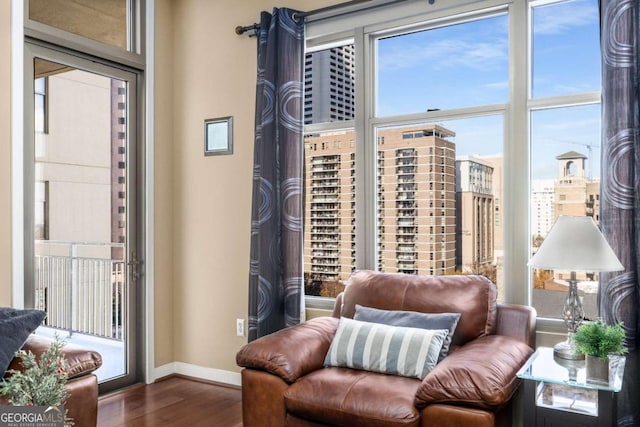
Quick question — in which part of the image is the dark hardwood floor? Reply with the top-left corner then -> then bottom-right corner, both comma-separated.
96,355 -> 640,426
97,376 -> 242,427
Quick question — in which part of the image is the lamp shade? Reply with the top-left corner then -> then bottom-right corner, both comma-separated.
528,216 -> 624,272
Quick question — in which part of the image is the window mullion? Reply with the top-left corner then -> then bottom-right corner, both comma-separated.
503,0 -> 529,306
528,93 -> 601,111
354,26 -> 376,271
370,104 -> 508,128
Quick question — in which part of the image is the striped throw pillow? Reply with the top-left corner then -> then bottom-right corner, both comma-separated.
324,317 -> 449,379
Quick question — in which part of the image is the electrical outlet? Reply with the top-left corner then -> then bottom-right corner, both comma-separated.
236,318 -> 245,337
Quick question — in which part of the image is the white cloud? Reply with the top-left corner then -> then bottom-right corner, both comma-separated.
533,0 -> 598,35
378,37 -> 508,72
483,81 -> 509,90
535,117 -> 600,134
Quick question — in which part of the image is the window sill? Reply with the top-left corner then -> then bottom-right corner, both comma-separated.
305,295 -> 336,311
306,296 -> 571,344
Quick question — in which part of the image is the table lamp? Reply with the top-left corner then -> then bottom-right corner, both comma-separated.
528,215 -> 624,360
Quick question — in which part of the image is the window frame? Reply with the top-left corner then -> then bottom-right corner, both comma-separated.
12,0 -> 155,388
304,0 -> 601,333
23,0 -> 145,70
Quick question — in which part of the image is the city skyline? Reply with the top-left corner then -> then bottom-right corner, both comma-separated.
303,125 -> 498,295
304,125 -> 600,306
374,0 -> 600,181
302,0 -> 602,319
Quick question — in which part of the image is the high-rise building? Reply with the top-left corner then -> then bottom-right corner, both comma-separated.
304,131 -> 356,287
304,45 -> 355,124
377,126 -> 457,276
304,125 -> 501,295
480,155 -> 504,256
531,179 -> 555,238
477,154 -> 503,298
455,156 -> 494,273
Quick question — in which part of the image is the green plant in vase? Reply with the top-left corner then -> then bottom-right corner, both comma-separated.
573,320 -> 626,359
573,319 -> 626,384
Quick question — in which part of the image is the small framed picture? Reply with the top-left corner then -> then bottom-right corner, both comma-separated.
204,116 -> 233,156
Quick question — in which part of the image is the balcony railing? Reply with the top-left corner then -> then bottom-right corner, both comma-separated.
34,241 -> 126,341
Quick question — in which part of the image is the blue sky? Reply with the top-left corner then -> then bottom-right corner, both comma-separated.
376,0 -> 601,180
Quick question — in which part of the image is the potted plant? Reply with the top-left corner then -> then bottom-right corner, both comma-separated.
573,319 -> 627,384
0,335 -> 73,426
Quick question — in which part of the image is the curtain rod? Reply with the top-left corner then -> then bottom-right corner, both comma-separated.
235,0 -> 433,36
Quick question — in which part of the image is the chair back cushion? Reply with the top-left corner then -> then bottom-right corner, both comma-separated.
337,270 -> 497,346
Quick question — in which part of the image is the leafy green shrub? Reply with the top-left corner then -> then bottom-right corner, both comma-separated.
0,335 -> 73,426
573,319 -> 627,360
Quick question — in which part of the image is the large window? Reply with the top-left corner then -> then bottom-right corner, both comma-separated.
529,0 -> 601,321
303,42 -> 357,297
530,0 -> 600,98
377,14 -> 508,115
373,14 -> 507,300
303,0 -> 601,315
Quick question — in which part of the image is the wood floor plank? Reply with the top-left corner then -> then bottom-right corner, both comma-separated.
97,376 -> 242,427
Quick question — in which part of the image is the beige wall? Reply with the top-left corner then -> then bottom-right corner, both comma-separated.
155,0 -> 340,373
0,2 -> 11,307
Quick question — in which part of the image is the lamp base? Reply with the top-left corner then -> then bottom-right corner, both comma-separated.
553,354 -> 584,381
553,339 -> 585,360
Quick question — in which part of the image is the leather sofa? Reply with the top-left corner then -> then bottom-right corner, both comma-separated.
237,270 -> 536,427
2,335 -> 103,427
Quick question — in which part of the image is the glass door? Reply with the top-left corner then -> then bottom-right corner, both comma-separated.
24,43 -> 141,392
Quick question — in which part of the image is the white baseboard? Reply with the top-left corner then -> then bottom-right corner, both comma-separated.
153,362 -> 241,387
151,362 -> 176,382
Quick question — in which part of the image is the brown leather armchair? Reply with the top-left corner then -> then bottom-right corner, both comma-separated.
237,271 -> 536,427
2,335 -> 103,427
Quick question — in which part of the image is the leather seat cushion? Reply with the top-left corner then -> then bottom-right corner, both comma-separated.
285,367 -> 421,427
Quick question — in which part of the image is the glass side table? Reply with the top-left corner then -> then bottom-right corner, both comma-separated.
517,347 -> 626,427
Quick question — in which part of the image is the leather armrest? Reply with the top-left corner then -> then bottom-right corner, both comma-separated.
415,335 -> 534,409
495,303 -> 537,347
65,374 -> 98,426
7,335 -> 102,379
236,317 -> 339,383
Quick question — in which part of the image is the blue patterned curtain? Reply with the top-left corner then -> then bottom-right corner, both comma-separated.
599,0 -> 640,350
248,9 -> 305,341
599,1 -> 640,424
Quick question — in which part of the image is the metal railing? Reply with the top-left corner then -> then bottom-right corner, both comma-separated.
34,241 -> 126,341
